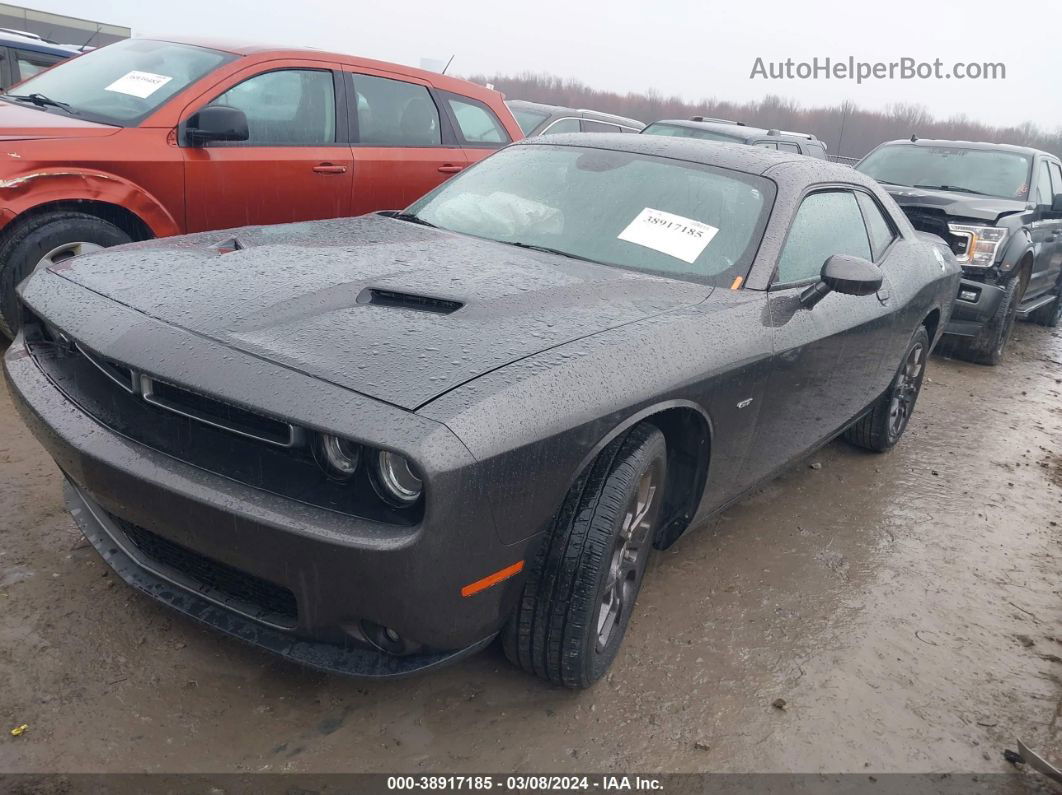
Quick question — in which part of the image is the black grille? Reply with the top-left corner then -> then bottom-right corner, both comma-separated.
115,516 -> 298,627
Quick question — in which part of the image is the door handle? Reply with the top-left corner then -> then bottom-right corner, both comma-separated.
437,164 -> 464,174
312,163 -> 348,174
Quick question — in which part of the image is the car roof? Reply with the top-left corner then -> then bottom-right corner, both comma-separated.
872,138 -> 1056,160
507,99 -> 643,128
0,30 -> 81,55
515,132 -> 871,185
142,36 -> 504,103
647,118 -> 819,144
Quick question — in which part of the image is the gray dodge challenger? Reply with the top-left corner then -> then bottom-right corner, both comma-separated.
3,135 -> 961,687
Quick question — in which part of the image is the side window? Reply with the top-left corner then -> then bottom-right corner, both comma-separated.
211,69 -> 335,146
1035,160 -> 1053,206
776,191 -> 872,284
582,120 -> 621,133
13,49 -> 61,81
445,95 -> 509,144
805,142 -> 827,159
754,141 -> 777,150
855,192 -> 898,261
351,73 -> 440,146
1048,162 -> 1062,202
541,117 -> 580,135
776,142 -> 801,153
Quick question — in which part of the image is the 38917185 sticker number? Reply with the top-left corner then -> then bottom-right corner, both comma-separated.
617,207 -> 719,264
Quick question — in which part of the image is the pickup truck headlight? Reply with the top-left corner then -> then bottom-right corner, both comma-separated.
947,224 -> 1008,268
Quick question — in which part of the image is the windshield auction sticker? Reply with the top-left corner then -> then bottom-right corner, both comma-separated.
104,71 -> 174,99
618,208 -> 719,263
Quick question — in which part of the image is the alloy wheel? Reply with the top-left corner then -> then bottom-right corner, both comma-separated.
888,342 -> 925,440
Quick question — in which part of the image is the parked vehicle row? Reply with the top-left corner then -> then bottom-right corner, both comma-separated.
642,116 -> 828,159
506,99 -> 644,136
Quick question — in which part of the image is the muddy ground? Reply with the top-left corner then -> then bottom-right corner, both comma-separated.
0,320 -> 1059,777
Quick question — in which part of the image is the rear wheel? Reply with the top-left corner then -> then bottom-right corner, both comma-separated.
1031,283 -> 1062,328
844,326 -> 929,452
502,424 -> 667,688
0,211 -> 131,339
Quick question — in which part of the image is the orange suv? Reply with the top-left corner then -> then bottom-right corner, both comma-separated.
0,37 -> 521,336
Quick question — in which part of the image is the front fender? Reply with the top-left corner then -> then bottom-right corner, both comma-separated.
998,226 -> 1033,274
0,168 -> 179,237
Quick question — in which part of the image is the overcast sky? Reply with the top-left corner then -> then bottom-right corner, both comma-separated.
37,0 -> 1062,130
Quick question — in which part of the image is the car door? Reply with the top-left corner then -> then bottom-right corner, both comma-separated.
1028,158 -> 1062,299
740,188 -> 895,485
344,71 -> 468,215
181,63 -> 351,233
1041,160 -> 1062,290
436,90 -> 512,168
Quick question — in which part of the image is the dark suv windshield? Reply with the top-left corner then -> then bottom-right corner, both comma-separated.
857,144 -> 1032,200
407,143 -> 774,287
3,38 -> 234,126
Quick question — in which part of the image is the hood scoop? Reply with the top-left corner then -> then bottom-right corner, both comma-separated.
211,236 -> 245,255
356,287 -> 463,315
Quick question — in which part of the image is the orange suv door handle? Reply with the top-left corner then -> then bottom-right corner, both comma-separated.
437,164 -> 464,173
312,163 -> 348,174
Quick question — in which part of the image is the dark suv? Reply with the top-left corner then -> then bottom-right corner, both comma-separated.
641,117 -> 827,159
857,139 -> 1062,364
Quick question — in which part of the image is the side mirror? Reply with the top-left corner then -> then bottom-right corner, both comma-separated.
1052,193 -> 1062,213
185,105 -> 249,146
800,254 -> 883,308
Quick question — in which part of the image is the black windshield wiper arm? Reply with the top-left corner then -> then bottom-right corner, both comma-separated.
390,212 -> 437,229
4,93 -> 78,115
913,184 -> 990,196
503,241 -> 601,264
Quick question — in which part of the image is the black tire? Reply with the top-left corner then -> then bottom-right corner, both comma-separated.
844,326 -> 930,453
502,424 -> 667,688
948,276 -> 1021,365
0,211 -> 131,339
1030,284 -> 1062,328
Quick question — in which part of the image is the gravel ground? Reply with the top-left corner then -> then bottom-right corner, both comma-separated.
0,320 -> 1059,778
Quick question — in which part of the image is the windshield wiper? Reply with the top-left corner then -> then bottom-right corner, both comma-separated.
504,241 -> 602,264
913,184 -> 991,196
390,212 -> 437,229
4,93 -> 78,115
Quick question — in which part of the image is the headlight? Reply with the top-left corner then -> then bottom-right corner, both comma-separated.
372,450 -> 423,506
947,224 -> 1008,268
313,433 -> 361,480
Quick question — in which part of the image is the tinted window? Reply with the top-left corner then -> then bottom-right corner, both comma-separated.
447,96 -> 508,144
582,120 -> 621,133
1050,162 -> 1062,199
777,191 -> 872,283
776,142 -> 801,153
857,144 -> 1032,200
855,192 -> 897,261
1,38 -> 232,125
212,69 -> 335,146
13,49 -> 62,80
509,105 -> 549,135
352,73 -> 440,146
541,117 -> 580,135
641,122 -> 742,143
805,142 -> 827,159
1035,160 -> 1053,206
408,144 -> 774,288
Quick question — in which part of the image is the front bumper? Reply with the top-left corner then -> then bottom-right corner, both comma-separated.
943,277 -> 1006,337
4,332 -> 530,677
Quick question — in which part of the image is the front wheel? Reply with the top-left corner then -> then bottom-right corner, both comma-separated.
502,424 -> 667,688
0,211 -> 132,339
844,326 -> 930,453
949,276 -> 1021,365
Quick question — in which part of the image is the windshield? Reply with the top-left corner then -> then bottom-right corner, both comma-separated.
509,106 -> 550,135
642,122 -> 743,143
857,144 -> 1032,200
406,143 -> 773,286
4,39 -> 235,126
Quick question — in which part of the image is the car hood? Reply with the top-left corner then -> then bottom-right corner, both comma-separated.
882,184 -> 1028,224
49,215 -> 711,410
0,99 -> 119,139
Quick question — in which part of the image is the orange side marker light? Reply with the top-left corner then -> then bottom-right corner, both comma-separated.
730,276 -> 744,290
461,561 -> 525,597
